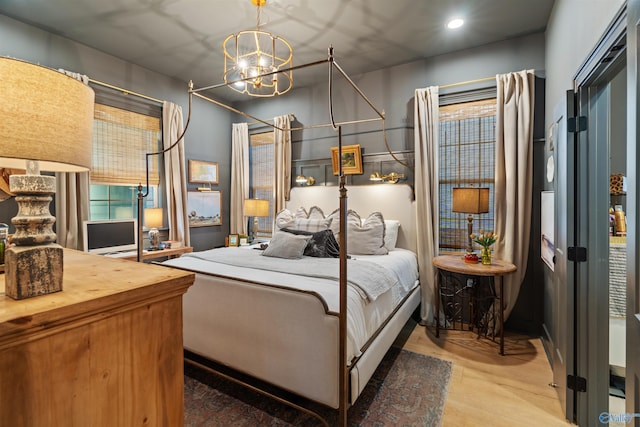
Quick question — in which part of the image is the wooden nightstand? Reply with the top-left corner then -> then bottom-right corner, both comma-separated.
432,254 -> 516,355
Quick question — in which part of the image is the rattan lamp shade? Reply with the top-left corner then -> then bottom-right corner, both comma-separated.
0,57 -> 94,171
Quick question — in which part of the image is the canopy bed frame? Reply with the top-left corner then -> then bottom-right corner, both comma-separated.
154,48 -> 416,427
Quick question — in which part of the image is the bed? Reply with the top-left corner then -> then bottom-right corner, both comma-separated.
162,184 -> 419,410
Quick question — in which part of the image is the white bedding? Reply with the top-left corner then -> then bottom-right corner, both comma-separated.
163,247 -> 419,364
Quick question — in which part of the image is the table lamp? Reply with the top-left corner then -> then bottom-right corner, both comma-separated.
452,187 -> 490,253
0,57 -> 94,299
144,208 -> 163,250
243,199 -> 269,243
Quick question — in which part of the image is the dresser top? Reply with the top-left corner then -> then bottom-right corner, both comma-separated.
0,249 -> 194,340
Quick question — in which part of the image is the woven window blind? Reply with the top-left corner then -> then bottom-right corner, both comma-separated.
91,103 -> 161,185
250,131 -> 275,237
439,98 -> 496,251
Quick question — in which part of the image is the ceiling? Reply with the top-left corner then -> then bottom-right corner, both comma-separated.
0,0 -> 555,99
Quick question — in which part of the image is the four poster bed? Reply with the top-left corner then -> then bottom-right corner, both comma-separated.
156,50 -> 419,425
163,185 -> 419,413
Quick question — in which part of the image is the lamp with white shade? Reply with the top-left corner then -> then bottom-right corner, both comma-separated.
144,208 -> 163,250
0,57 -> 94,299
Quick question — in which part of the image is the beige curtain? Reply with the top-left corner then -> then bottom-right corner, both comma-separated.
230,123 -> 249,235
494,70 -> 535,322
273,115 -> 291,212
55,172 -> 90,250
163,101 -> 190,246
414,87 -> 440,326
55,68 -> 90,250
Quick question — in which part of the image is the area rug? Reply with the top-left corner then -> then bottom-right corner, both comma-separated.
184,347 -> 452,426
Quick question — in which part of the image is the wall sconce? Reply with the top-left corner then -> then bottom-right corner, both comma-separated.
295,175 -> 315,186
369,172 -> 405,184
144,208 -> 163,250
452,187 -> 490,253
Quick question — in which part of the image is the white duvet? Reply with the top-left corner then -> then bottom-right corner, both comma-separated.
163,247 -> 419,363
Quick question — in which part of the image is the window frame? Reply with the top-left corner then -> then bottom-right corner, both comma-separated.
438,94 -> 497,254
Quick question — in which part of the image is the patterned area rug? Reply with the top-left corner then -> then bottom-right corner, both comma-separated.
184,347 -> 452,426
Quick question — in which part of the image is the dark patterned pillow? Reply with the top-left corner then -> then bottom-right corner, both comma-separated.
282,228 -> 340,258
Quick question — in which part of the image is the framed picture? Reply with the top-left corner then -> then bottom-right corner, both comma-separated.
188,159 -> 219,184
187,191 -> 222,227
228,234 -> 239,247
331,144 -> 363,175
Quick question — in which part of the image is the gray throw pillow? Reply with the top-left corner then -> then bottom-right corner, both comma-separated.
262,232 -> 312,259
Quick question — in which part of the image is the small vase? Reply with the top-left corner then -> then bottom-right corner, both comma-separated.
481,247 -> 492,265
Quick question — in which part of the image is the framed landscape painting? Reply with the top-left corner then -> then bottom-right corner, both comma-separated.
187,191 -> 222,227
188,159 -> 219,184
331,144 -> 363,175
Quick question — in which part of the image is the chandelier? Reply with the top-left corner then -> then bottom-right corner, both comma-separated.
223,0 -> 293,97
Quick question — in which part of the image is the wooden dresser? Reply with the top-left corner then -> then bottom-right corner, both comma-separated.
0,249 -> 195,427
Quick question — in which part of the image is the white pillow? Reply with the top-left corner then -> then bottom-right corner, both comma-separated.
275,208 -> 295,230
384,220 -> 400,250
293,217 -> 332,232
346,210 -> 388,255
276,206 -> 327,230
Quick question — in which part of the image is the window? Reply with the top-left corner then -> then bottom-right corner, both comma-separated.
90,101 -> 162,221
438,98 -> 496,252
250,131 -> 275,238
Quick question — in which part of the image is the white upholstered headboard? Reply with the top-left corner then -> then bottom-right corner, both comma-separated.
287,184 -> 417,253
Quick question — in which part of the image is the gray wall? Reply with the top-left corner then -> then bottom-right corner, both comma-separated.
0,14 -> 233,251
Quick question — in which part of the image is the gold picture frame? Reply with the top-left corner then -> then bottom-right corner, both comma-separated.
331,144 -> 363,175
188,159 -> 219,184
228,234 -> 239,247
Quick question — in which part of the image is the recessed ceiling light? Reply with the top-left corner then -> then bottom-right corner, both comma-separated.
447,18 -> 464,29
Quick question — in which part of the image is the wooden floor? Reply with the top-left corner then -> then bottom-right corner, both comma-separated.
398,319 -> 572,426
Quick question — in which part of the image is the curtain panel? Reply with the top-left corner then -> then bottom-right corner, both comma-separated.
414,87 -> 440,326
230,123 -> 249,235
494,70 -> 535,322
273,115 -> 291,213
163,101 -> 190,246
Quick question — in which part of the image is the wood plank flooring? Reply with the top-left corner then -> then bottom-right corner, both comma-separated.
398,319 -> 572,426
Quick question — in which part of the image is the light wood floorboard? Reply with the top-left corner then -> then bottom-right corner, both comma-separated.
398,319 -> 572,426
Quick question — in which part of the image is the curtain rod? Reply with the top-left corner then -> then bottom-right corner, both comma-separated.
246,113 -> 295,127
439,75 -> 495,89
88,78 -> 164,104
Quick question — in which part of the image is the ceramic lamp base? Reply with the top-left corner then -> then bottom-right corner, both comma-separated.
148,228 -> 160,250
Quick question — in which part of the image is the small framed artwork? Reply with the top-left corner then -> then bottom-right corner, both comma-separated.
188,159 -> 219,184
228,234 -> 239,247
331,144 -> 363,175
187,190 -> 222,227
